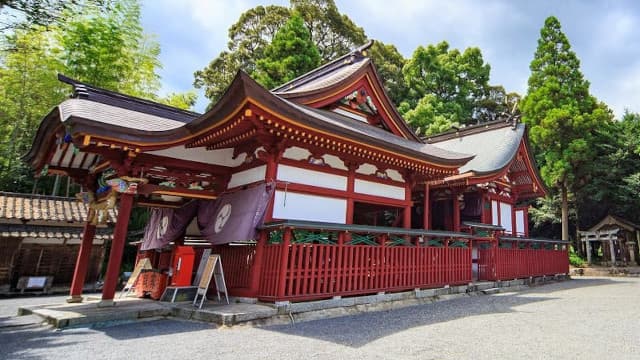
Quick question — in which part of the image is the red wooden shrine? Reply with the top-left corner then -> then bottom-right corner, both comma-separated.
26,42 -> 568,305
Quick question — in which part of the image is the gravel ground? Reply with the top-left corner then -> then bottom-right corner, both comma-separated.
0,277 -> 638,360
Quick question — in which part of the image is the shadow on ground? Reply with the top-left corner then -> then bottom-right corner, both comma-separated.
260,277 -> 625,348
0,319 -> 214,360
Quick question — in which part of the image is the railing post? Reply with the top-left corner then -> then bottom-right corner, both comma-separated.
276,227 -> 292,300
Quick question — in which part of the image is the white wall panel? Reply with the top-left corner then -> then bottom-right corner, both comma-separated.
356,163 -> 377,175
322,154 -> 347,170
282,146 -> 311,161
148,147 -> 246,167
491,200 -> 499,226
500,202 -> 513,234
515,210 -> 525,236
354,179 -> 405,200
277,165 -> 347,191
272,191 -> 346,223
227,165 -> 266,189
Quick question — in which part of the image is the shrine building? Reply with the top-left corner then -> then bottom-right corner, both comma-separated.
26,42 -> 568,305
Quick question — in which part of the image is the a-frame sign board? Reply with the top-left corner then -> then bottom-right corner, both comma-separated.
120,257 -> 152,298
193,254 -> 229,309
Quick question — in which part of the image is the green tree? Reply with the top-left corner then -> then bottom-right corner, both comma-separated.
253,13 -> 320,89
0,0 -> 105,29
0,0 -> 194,193
400,41 -> 492,134
369,41 -> 407,106
194,0 -> 368,104
0,27 -> 65,192
58,0 -> 160,98
521,16 -> 614,242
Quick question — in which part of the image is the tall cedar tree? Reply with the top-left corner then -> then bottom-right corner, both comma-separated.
521,16 -> 612,242
253,13 -> 320,89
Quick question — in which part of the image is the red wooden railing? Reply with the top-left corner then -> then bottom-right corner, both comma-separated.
205,221 -> 568,302
258,243 -> 471,301
478,241 -> 569,281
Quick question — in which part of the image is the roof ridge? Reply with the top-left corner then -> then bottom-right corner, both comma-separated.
425,118 -> 520,143
0,191 -> 77,202
58,74 -> 201,118
272,40 -> 374,93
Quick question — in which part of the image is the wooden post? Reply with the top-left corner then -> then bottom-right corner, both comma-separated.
276,227 -> 292,300
609,238 -> 616,266
99,193 -> 134,306
452,193 -> 461,232
67,211 -> 97,303
585,238 -> 592,265
346,162 -> 357,225
423,183 -> 430,230
248,230 -> 267,297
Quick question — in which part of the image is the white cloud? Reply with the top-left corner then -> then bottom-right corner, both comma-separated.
602,61 -> 640,118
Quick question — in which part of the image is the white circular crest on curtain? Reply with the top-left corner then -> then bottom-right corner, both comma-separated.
215,203 -> 232,233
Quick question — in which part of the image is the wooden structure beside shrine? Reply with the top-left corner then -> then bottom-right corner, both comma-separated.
26,42 -> 568,305
0,192 -> 114,293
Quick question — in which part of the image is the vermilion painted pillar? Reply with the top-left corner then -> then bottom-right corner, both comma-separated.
264,153 -> 278,222
404,182 -> 412,229
423,183 -> 430,230
452,193 -> 461,232
346,162 -> 357,224
248,230 -> 267,297
276,227 -> 292,300
99,193 -> 134,306
67,211 -> 97,303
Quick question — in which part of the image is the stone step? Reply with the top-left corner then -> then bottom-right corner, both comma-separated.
481,288 -> 500,295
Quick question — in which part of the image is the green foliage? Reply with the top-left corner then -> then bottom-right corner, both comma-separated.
0,0 -> 105,29
569,246 -> 586,267
522,16 -> 613,241
253,13 -> 320,89
368,41 -> 407,106
58,0 -> 161,98
400,41 -> 493,134
522,17 -> 610,190
0,26 -> 66,192
0,0 -> 194,193
194,0 -> 368,104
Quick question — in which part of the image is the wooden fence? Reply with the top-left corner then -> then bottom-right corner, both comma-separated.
207,221 -> 569,302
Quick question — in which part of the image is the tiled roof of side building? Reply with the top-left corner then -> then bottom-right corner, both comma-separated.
58,74 -> 201,123
0,192 -> 117,224
426,120 -> 524,175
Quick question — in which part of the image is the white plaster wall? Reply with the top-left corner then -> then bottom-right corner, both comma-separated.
356,163 -> 377,176
282,146 -> 311,161
322,154 -> 347,170
277,165 -> 347,191
500,202 -> 513,234
515,210 -> 525,235
491,200 -> 499,226
386,169 -> 404,182
148,147 -> 247,167
272,191 -> 346,223
227,165 -> 266,189
354,179 -> 405,200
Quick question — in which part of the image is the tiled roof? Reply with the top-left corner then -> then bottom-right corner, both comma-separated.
427,120 -> 524,175
0,224 -> 113,241
0,192 -> 117,224
58,74 -> 200,123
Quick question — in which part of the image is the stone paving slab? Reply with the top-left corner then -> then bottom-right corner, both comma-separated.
15,275 -> 570,329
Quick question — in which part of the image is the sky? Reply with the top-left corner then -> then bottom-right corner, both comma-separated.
140,0 -> 640,118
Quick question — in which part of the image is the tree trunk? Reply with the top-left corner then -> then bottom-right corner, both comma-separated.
561,182 -> 570,243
